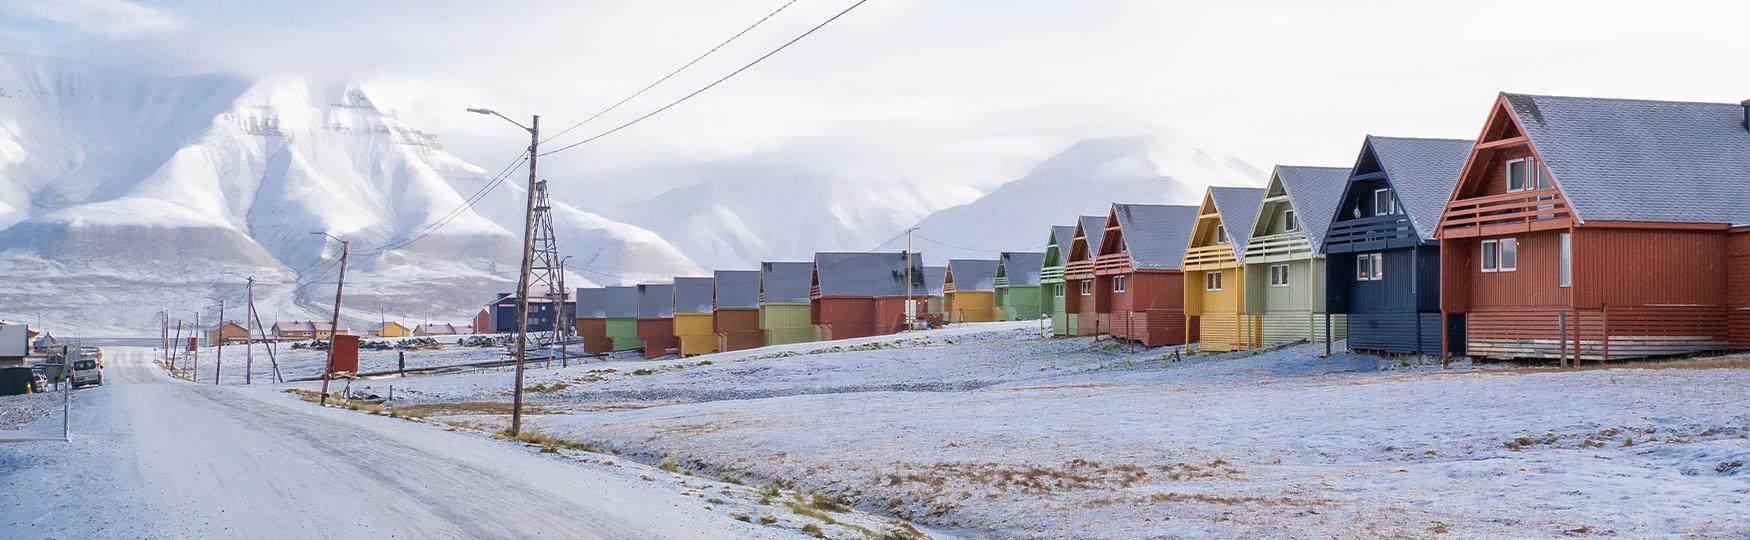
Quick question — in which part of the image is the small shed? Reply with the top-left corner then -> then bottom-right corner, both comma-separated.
944,259 -> 1000,323
713,270 -> 765,352
1063,215 -> 1107,335
370,321 -> 411,338
995,252 -> 1046,321
1095,203 -> 1201,347
811,252 -> 926,340
1041,225 -> 1077,335
673,277 -> 718,357
636,283 -> 677,358
605,286 -> 644,351
760,261 -> 819,345
1183,187 -> 1266,351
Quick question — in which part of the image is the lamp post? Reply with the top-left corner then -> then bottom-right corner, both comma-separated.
468,106 -> 539,436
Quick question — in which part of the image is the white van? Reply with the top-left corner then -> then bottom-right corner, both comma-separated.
71,357 -> 102,387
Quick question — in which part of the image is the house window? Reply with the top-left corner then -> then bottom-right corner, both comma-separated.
1284,210 -> 1298,232
1054,283 -> 1065,298
1269,264 -> 1290,287
1507,158 -> 1527,192
1080,281 -> 1092,296
1535,164 -> 1552,190
1215,225 -> 1227,244
1113,275 -> 1128,293
1481,238 -> 1518,273
1373,188 -> 1395,215
1357,253 -> 1383,281
1558,233 -> 1571,287
1205,271 -> 1222,291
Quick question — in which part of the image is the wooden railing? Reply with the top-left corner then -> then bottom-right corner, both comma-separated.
1040,265 -> 1066,283
1064,260 -> 1096,280
1439,189 -> 1571,238
1182,244 -> 1236,271
1326,215 -> 1416,251
1242,232 -> 1311,261
1465,304 -> 1727,363
1094,252 -> 1131,273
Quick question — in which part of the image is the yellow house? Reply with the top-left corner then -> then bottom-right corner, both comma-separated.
672,277 -> 718,357
1183,187 -> 1266,352
371,321 -> 412,337
943,259 -> 1001,323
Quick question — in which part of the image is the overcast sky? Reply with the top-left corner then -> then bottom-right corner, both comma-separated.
6,0 -> 1750,207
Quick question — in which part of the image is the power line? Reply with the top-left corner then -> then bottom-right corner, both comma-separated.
540,0 -> 803,145
358,151 -> 531,255
539,0 -> 871,157
913,233 -> 1047,254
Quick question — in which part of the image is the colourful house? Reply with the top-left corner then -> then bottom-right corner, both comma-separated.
1095,204 -> 1201,347
673,277 -> 718,357
1064,215 -> 1107,336
760,261 -> 819,345
370,321 -> 411,338
636,283 -> 677,358
1437,93 -> 1750,362
575,287 -> 615,352
1323,136 -> 1472,355
207,321 -> 250,345
1243,165 -> 1350,348
922,266 -> 948,316
811,252 -> 925,339
1041,225 -> 1077,335
943,259 -> 999,323
994,252 -> 1046,321
713,270 -> 765,352
1183,187 -> 1265,351
605,285 -> 644,352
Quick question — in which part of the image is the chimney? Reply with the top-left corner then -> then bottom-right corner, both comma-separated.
1742,100 -> 1750,132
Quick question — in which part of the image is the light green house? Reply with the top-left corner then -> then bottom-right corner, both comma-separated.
1243,165 -> 1350,348
994,251 -> 1046,321
759,261 -> 819,345
923,266 -> 948,314
1040,225 -> 1076,335
604,285 -> 644,351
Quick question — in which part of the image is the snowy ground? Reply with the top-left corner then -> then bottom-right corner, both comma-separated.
171,333 -> 535,385
0,392 -> 61,432
289,321 -> 1750,538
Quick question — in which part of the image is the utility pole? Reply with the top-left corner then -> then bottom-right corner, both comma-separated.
172,320 -> 183,371
905,227 -> 918,329
314,233 -> 350,405
469,106 -> 539,436
191,309 -> 200,383
558,256 -> 571,368
247,288 -> 282,383
213,300 -> 224,385
244,277 -> 255,385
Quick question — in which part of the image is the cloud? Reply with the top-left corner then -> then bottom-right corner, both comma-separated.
0,0 -> 186,37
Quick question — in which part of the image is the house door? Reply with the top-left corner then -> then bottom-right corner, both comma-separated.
1445,313 -> 1466,356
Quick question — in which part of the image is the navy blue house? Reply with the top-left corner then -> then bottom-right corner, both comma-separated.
1323,136 -> 1472,354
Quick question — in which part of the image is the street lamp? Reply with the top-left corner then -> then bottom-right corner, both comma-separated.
469,106 -> 541,436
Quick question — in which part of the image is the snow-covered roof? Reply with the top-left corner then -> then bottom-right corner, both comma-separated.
1110,204 -> 1200,270
814,252 -> 926,297
636,283 -> 675,318
672,277 -> 715,314
946,259 -> 999,292
998,252 -> 1045,286
760,261 -> 814,304
712,270 -> 761,309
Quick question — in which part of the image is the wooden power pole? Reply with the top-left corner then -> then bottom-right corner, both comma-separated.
318,236 -> 350,405
244,277 -> 255,385
509,114 -> 540,436
213,300 -> 224,385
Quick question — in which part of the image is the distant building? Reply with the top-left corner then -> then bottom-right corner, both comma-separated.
944,258 -> 999,323
272,321 -> 351,340
811,252 -> 926,340
370,321 -> 412,338
995,251 -> 1046,321
206,321 -> 251,345
489,285 -> 575,334
413,323 -> 469,336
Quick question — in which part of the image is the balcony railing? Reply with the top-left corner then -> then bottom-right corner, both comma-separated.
1182,244 -> 1237,271
1040,265 -> 1066,283
1094,252 -> 1132,274
1326,215 -> 1418,252
1439,188 -> 1572,238
1242,232 -> 1312,261
1064,260 -> 1096,280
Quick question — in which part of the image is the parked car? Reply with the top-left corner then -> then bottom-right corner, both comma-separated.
29,366 -> 49,392
71,358 -> 102,387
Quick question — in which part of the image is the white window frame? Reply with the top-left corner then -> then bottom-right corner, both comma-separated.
1558,233 -> 1571,287
1080,280 -> 1092,296
1506,158 -> 1528,192
1535,163 -> 1552,190
1500,237 -> 1517,272
1205,271 -> 1222,291
1284,210 -> 1298,232
1215,224 -> 1227,244
1357,253 -> 1383,281
1373,188 -> 1395,215
1269,264 -> 1290,287
1113,275 -> 1128,293
1481,239 -> 1499,272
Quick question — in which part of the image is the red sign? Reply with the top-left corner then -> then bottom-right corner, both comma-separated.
187,337 -> 197,352
329,334 -> 360,374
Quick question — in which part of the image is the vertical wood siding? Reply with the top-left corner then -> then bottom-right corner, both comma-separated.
636,318 -> 677,358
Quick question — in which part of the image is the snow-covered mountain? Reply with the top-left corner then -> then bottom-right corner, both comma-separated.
610,161 -> 980,270
0,54 -> 701,335
908,137 -> 1264,262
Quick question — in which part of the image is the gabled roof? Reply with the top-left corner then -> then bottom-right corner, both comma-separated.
415,323 -> 470,335
272,320 -> 350,333
1110,204 -> 1199,270
1208,187 -> 1266,256
636,283 -> 675,318
1077,215 -> 1106,255
604,286 -> 639,318
1357,136 -> 1474,241
1501,93 -> 1750,226
946,259 -> 999,291
1049,225 -> 1077,250
673,277 -> 714,314
997,252 -> 1045,286
367,321 -> 404,331
576,287 -> 609,318
923,266 -> 947,296
713,270 -> 761,309
760,261 -> 814,304
813,252 -> 925,297
1268,165 -> 1350,252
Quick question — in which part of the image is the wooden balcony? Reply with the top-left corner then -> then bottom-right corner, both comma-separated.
1094,252 -> 1132,275
1064,260 -> 1096,280
1242,232 -> 1312,262
1040,265 -> 1066,284
1325,215 -> 1419,253
1182,244 -> 1237,271
1439,188 -> 1572,238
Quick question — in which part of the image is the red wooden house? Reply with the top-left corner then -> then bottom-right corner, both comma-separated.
636,282 -> 677,358
1437,93 -> 1750,363
1094,203 -> 1201,347
810,252 -> 926,341
1062,215 -> 1107,336
713,270 -> 765,352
